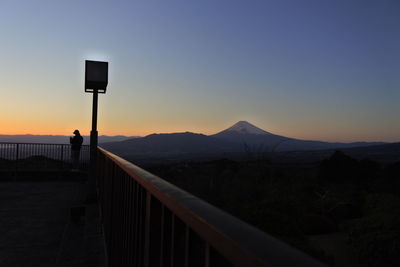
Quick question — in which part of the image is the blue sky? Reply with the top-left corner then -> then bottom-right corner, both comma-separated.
0,0 -> 399,142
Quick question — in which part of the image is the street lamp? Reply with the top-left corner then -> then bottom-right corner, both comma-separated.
85,60 -> 108,198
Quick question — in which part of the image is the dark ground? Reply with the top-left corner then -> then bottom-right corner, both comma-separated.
0,174 -> 106,267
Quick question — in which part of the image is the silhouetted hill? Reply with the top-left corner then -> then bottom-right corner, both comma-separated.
341,142 -> 400,161
264,142 -> 400,163
101,132 -> 238,157
276,139 -> 384,152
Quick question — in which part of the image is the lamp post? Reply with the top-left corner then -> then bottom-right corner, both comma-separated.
85,60 -> 108,199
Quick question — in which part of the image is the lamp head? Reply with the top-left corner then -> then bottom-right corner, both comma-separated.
85,60 -> 108,93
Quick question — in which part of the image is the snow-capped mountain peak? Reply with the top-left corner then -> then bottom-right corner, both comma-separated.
224,121 -> 269,135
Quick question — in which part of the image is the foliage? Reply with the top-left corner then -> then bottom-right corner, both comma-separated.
149,152 -> 400,266
343,193 -> 400,267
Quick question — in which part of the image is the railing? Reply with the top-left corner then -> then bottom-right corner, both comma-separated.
0,142 -> 90,172
97,147 -> 326,267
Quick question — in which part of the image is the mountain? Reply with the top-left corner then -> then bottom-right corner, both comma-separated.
101,121 -> 387,161
260,142 -> 400,163
101,132 -> 237,158
222,121 -> 272,135
98,135 -> 139,144
212,121 -> 384,152
211,121 -> 291,151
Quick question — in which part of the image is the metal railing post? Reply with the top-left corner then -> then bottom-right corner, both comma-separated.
60,145 -> 64,170
0,142 -> 89,174
144,191 -> 151,267
15,143 -> 19,174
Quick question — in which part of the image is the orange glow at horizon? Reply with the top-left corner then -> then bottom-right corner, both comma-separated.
1,117 -> 398,143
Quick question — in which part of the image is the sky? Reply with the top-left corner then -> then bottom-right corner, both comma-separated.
0,0 -> 399,142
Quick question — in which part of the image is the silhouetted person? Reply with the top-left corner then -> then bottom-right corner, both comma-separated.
70,130 -> 83,169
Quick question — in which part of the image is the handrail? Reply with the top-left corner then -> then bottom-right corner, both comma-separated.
0,142 -> 88,145
0,142 -> 90,172
97,147 -> 326,267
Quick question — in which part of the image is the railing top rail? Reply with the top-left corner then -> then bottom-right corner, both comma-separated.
98,147 -> 326,267
0,142 -> 89,147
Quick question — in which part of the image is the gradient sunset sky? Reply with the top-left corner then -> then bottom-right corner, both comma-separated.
1,0 -> 399,142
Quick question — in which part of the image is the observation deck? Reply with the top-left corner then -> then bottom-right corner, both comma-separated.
0,143 -> 325,267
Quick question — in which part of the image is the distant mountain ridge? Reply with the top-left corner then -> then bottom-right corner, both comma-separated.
101,121 -> 386,159
0,134 -> 138,144
102,132 -> 238,157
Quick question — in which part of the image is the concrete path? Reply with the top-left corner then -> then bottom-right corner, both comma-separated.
0,181 -> 88,267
